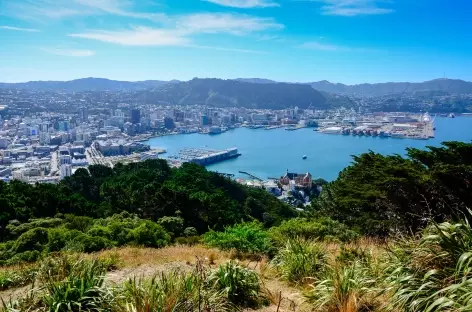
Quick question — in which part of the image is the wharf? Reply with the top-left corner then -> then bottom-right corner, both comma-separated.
239,171 -> 263,181
170,147 -> 241,166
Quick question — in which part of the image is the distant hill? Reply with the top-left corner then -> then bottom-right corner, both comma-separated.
309,79 -> 472,96
2,77 -> 471,98
136,78 -> 327,109
0,78 -> 175,92
234,78 -> 278,84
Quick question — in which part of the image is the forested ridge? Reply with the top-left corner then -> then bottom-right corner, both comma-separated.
0,160 -> 294,264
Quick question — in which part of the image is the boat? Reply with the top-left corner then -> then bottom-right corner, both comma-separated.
302,155 -> 307,160
448,113 -> 455,118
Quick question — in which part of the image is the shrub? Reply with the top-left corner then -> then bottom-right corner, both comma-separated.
386,218 -> 472,312
203,222 -> 273,255
157,216 -> 184,237
126,220 -> 171,248
7,250 -> 42,265
86,225 -> 112,239
208,261 -> 264,307
0,267 -> 37,291
117,271 -> 232,312
6,218 -> 63,239
64,215 -> 94,232
269,217 -> 359,245
40,259 -> 110,312
175,236 -> 201,246
305,262 -> 379,312
183,227 -> 198,237
12,228 -> 49,253
79,235 -> 113,253
336,244 -> 372,265
272,238 -> 327,284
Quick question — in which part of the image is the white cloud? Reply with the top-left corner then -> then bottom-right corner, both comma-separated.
203,0 -> 279,8
299,40 -> 377,52
299,41 -> 350,51
0,26 -> 40,32
41,48 -> 96,57
190,44 -> 267,53
3,0 -> 168,21
257,34 -> 279,41
72,0 -> 169,21
69,27 -> 190,46
178,13 -> 284,35
311,0 -> 394,16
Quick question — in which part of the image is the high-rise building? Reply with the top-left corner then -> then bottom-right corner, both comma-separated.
79,107 -> 88,122
131,109 -> 141,124
164,117 -> 175,130
60,164 -> 72,179
201,115 -> 209,126
173,110 -> 184,122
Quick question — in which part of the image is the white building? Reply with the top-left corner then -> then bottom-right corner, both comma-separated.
60,164 -> 72,179
59,154 -> 72,165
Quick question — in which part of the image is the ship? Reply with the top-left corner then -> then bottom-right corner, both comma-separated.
448,113 -> 455,118
302,155 -> 307,160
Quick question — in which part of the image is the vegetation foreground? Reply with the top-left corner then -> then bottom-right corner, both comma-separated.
1,216 -> 472,311
0,141 -> 472,311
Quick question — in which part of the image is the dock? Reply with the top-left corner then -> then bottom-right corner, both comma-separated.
239,171 -> 263,181
171,147 -> 241,166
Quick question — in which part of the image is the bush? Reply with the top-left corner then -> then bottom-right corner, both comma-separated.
183,227 -> 198,237
203,222 -> 273,255
41,259 -> 109,312
269,217 -> 359,245
64,215 -> 94,232
6,250 -> 42,265
86,225 -> 112,240
12,228 -> 49,253
272,239 -> 327,284
117,271 -> 232,312
126,220 -> 170,248
305,262 -> 379,312
6,218 -> 63,239
175,236 -> 201,246
386,218 -> 472,312
157,216 -> 184,237
208,261 -> 264,307
0,267 -> 37,290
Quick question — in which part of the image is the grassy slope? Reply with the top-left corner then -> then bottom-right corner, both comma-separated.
0,241 -> 384,312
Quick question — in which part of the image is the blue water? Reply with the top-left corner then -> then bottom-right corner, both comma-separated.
145,117 -> 472,181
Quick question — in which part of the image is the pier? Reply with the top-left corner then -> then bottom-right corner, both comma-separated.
171,147 -> 241,166
239,171 -> 263,181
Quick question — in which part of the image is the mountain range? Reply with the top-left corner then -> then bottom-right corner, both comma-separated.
1,77 -> 472,97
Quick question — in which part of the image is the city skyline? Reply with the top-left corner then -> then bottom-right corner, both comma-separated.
1,0 -> 472,84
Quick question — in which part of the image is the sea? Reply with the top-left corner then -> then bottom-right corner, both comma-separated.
145,117 -> 472,181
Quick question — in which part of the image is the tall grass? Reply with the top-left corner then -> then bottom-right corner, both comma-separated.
41,258 -> 110,312
271,238 -> 327,284
207,260 -> 264,308
305,261 -> 378,312
386,218 -> 472,311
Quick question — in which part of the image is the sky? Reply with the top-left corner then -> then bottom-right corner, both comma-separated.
1,0 -> 472,84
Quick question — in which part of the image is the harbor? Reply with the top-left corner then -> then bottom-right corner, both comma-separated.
145,116 -> 471,181
315,112 -> 435,140
167,147 -> 241,166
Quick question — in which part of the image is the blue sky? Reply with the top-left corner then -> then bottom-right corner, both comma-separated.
1,0 -> 471,84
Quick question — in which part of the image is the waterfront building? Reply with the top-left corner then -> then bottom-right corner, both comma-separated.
164,117 -> 175,130
201,115 -> 209,126
280,171 -> 313,189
